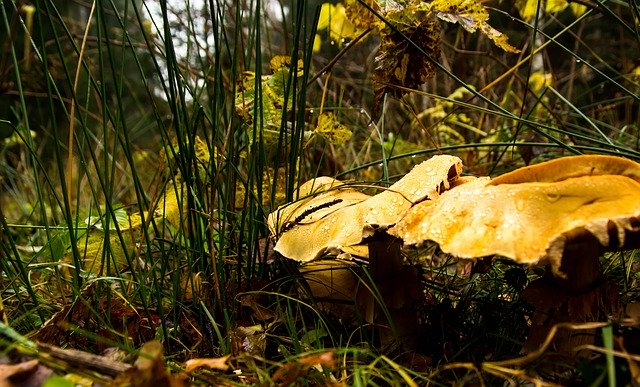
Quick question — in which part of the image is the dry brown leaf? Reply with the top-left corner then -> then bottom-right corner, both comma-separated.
238,294 -> 276,321
0,360 -> 48,387
373,11 -> 441,116
184,355 -> 230,372
271,352 -> 336,385
180,272 -> 203,303
615,336 -> 640,384
229,326 -> 267,357
114,340 -> 184,387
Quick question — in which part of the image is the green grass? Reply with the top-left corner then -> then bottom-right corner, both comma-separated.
2,0 -> 640,385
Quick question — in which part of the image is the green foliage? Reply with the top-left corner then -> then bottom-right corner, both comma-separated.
235,56 -> 305,147
314,112 -> 352,145
1,0 -> 640,385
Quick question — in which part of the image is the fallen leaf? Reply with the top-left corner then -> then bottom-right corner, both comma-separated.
114,341 -> 184,387
271,352 -> 336,385
184,355 -> 230,372
0,360 -> 47,387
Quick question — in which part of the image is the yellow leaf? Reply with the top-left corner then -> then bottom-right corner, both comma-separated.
317,2 -> 361,46
515,0 -> 537,21
529,71 -> 553,93
317,3 -> 333,30
344,0 -> 384,31
329,3 -> 357,42
570,3 -> 587,17
517,0 -> 570,21
479,23 -> 521,53
313,34 -> 322,53
269,55 -> 302,73
314,112 -> 352,145
546,0 -> 569,14
429,0 -> 520,53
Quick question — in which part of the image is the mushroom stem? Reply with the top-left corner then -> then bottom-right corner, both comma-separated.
366,232 -> 421,351
551,229 -> 604,294
523,236 -> 611,354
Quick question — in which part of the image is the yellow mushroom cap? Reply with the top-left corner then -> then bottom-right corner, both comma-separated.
489,154 -> 640,185
269,155 -> 463,262
389,155 -> 640,277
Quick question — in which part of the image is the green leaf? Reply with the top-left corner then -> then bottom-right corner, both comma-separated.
235,56 -> 304,147
314,112 -> 352,145
84,207 -> 129,231
42,376 -> 76,387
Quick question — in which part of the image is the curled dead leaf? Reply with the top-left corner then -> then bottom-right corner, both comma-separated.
271,352 -> 336,385
184,355 -> 230,372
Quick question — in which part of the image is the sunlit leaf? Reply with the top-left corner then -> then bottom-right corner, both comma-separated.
67,226 -> 136,274
234,166 -> 289,209
570,3 -> 588,17
159,134 -> 211,183
317,3 -> 360,45
317,3 -> 333,30
529,71 -> 553,93
313,34 -> 322,53
516,0 -> 570,21
344,0 -> 384,31
184,355 -> 230,372
515,0 -> 540,21
427,0 -> 520,53
43,375 -> 76,387
84,207 -> 129,231
546,0 -> 569,13
414,86 -> 480,145
314,112 -> 352,145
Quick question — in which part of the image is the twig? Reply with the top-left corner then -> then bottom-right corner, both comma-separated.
37,342 -> 132,377
307,28 -> 372,87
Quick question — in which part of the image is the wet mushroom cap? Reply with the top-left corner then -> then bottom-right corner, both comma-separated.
389,167 -> 640,277
267,178 -> 370,236
489,154 -> 640,185
269,155 -> 463,262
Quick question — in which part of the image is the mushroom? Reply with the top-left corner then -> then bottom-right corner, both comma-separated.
388,155 -> 640,352
267,155 -> 463,262
268,155 -> 463,346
